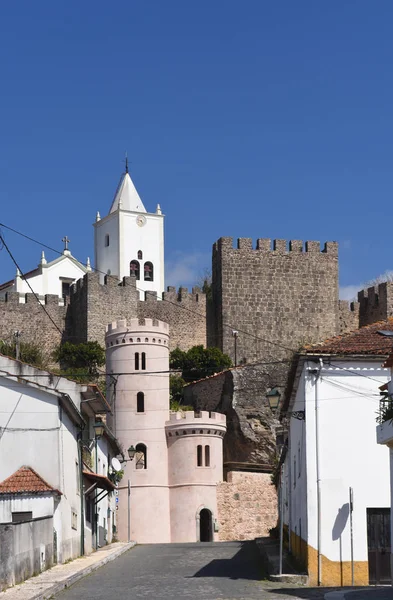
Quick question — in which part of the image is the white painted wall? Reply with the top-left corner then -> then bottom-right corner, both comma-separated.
285,359 -> 389,564
0,254 -> 87,299
0,495 -> 54,523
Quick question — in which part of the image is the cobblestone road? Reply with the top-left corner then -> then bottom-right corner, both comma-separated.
54,541 -> 330,600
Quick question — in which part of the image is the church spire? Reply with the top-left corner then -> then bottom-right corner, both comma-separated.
109,165 -> 146,214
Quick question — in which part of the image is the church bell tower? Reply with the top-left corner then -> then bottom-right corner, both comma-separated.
94,161 -> 164,297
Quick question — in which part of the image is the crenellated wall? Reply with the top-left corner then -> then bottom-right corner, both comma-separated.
212,237 -> 339,364
138,286 -> 206,351
358,282 -> 393,327
0,292 -> 68,355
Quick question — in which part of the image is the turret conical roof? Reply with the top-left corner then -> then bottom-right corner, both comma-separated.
109,172 -> 146,214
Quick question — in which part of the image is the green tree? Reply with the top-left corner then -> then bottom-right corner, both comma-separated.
0,340 -> 45,368
170,345 -> 232,383
52,341 -> 105,383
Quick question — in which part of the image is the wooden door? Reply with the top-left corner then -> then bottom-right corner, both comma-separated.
367,508 -> 391,585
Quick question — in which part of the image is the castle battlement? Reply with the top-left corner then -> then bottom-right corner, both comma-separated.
0,292 -> 66,307
165,410 -> 226,438
167,410 -> 226,423
213,236 -> 338,255
105,318 -> 170,348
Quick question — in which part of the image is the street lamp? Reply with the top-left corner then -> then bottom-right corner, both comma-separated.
232,330 -> 238,367
93,420 -> 105,438
266,387 -> 281,411
127,445 -> 136,461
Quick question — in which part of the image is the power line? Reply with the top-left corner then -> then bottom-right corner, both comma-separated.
1,221 -> 393,376
0,232 -> 64,337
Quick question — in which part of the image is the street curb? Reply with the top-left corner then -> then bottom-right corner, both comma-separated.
15,542 -> 136,600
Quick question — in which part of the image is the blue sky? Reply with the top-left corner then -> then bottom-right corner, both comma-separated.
0,1 -> 392,300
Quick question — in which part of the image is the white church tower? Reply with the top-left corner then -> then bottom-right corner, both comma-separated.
94,160 -> 164,297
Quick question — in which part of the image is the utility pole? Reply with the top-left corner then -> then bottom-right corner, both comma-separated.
232,330 -> 238,367
14,330 -> 21,361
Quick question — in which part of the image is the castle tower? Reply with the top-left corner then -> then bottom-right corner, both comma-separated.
105,318 -> 171,543
166,411 -> 226,542
94,166 -> 164,298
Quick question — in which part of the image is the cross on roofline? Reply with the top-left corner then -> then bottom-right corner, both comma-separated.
62,236 -> 70,251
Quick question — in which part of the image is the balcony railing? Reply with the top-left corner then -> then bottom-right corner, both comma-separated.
377,395 -> 393,424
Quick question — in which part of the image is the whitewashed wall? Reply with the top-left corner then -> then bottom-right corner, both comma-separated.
286,359 -> 389,564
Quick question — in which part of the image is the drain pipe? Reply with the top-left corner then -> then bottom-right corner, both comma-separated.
316,359 -> 323,586
309,359 -> 323,586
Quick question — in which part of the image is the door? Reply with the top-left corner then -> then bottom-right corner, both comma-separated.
367,508 -> 391,584
200,509 -> 213,542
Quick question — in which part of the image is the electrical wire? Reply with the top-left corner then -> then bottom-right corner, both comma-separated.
1,222 -> 393,389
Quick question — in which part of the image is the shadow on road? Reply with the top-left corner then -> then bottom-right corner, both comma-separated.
191,541 -> 265,581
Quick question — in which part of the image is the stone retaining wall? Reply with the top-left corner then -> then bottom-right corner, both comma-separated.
217,471 -> 277,541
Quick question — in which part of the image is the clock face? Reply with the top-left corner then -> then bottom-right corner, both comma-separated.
136,215 -> 147,227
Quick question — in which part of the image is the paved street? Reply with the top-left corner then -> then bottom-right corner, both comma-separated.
54,541 -> 324,600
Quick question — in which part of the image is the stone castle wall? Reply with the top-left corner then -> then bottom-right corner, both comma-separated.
0,273 -> 206,358
138,286 -> 206,351
339,300 -> 360,335
358,282 -> 393,327
0,293 -> 67,356
212,237 -> 340,364
217,471 -> 277,541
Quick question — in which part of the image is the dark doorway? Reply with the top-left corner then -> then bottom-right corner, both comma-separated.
200,509 -> 213,542
367,508 -> 391,584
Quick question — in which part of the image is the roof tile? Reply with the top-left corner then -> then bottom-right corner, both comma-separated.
0,466 -> 61,495
303,318 -> 393,356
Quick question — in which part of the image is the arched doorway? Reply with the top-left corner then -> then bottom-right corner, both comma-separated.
199,508 -> 213,542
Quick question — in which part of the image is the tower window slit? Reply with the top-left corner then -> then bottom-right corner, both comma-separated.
205,445 -> 210,467
135,352 -> 139,370
137,392 -> 144,413
197,445 -> 203,467
141,352 -> 146,370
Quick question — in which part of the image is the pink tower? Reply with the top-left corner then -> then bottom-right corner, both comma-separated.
105,318 -> 226,543
106,318 -> 171,543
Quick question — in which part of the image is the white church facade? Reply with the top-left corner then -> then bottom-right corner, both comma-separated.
0,243 -> 90,302
0,162 -> 164,301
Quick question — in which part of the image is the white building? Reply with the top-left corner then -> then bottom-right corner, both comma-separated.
281,320 -> 393,587
0,355 -> 121,589
376,344 -> 393,585
0,241 -> 90,301
94,163 -> 164,298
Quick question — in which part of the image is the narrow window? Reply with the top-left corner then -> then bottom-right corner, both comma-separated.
62,282 -> 71,297
12,511 -> 33,523
141,352 -> 146,370
205,445 -> 210,467
137,392 -> 144,413
197,445 -> 203,467
130,260 -> 140,280
135,443 -> 147,469
137,250 -> 143,260
298,444 -> 301,478
144,261 -> 154,281
135,352 -> 139,370
105,234 -> 110,247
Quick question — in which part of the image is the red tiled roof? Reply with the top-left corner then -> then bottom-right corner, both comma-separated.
0,466 -> 61,495
303,318 -> 393,356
